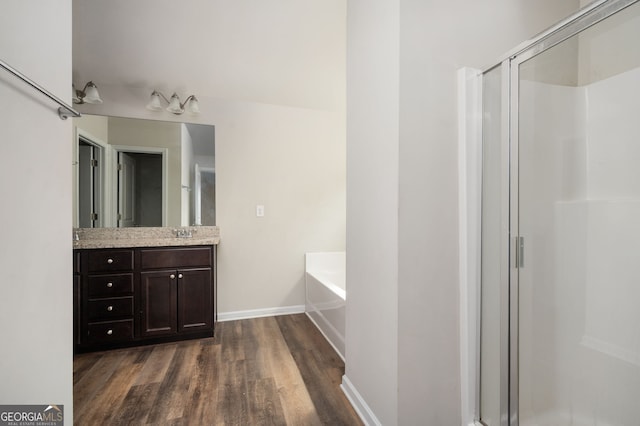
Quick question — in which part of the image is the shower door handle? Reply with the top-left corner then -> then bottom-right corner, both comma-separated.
515,236 -> 524,268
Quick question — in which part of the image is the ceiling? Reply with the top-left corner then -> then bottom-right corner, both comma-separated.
73,0 -> 346,110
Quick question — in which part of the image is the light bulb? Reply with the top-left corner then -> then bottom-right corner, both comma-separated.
166,93 -> 184,114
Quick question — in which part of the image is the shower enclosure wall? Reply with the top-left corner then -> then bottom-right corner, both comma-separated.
471,0 -> 640,424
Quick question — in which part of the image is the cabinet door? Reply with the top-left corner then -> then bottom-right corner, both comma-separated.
177,268 -> 212,333
140,270 -> 177,337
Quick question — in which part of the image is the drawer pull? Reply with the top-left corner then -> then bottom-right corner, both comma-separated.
178,273 -> 183,279
107,329 -> 113,335
107,258 -> 114,264
107,305 -> 113,312
170,274 -> 176,279
106,282 -> 113,288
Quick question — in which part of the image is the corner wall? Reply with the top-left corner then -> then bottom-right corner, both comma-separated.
345,0 -> 399,424
345,0 -> 580,424
0,1 -> 74,422
397,1 -> 580,423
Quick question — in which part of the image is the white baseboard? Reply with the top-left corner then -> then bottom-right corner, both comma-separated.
340,375 -> 382,426
217,305 -> 305,322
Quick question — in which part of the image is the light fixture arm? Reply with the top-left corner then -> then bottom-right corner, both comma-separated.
79,81 -> 92,93
73,81 -> 103,104
150,90 -> 171,104
179,94 -> 198,109
74,81 -> 93,99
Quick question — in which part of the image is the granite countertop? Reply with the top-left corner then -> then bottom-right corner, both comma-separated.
73,226 -> 220,249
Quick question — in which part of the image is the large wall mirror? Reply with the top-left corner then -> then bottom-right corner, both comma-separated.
72,115 -> 215,228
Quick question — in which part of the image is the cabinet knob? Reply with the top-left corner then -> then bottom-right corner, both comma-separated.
107,305 -> 113,312
170,274 -> 176,279
178,273 -> 183,279
107,258 -> 114,264
107,329 -> 113,335
106,282 -> 113,288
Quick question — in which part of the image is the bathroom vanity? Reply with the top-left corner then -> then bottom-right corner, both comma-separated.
73,227 -> 219,353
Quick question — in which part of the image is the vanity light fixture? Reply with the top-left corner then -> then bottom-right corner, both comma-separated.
72,81 -> 103,104
146,90 -> 200,115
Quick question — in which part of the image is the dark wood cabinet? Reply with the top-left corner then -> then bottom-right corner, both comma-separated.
140,270 -> 178,337
177,268 -> 213,332
140,267 -> 213,337
74,245 -> 216,352
78,249 -> 135,348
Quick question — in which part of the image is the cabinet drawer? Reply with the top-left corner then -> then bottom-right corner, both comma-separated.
87,249 -> 134,272
140,246 -> 212,269
86,320 -> 133,343
87,273 -> 133,298
87,297 -> 133,321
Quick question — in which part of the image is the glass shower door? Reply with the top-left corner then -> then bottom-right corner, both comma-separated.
514,2 -> 640,424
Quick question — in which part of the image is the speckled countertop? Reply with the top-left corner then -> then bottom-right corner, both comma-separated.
72,226 -> 220,249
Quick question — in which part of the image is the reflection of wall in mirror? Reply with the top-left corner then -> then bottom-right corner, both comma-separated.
187,124 -> 216,226
201,171 -> 216,225
181,123 -> 193,226
133,152 -> 163,227
110,117 -> 181,226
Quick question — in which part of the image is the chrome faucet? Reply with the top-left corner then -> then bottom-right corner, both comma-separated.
174,228 -> 193,238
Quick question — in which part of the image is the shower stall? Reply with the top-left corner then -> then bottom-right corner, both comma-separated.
473,0 -> 640,424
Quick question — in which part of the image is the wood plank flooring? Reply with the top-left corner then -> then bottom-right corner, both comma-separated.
73,314 -> 363,425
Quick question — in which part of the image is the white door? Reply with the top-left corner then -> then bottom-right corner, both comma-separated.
118,152 -> 136,227
78,144 -> 94,228
78,141 -> 104,228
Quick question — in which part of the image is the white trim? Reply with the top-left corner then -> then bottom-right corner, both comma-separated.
457,67 -> 483,426
340,375 -> 382,426
194,163 -> 202,225
217,305 -> 305,322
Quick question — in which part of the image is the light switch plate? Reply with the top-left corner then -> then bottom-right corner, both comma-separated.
256,205 -> 265,217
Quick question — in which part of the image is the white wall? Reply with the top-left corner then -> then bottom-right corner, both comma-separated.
344,0 -> 399,424
578,2 -> 640,85
180,124 -> 194,225
0,1 -> 74,423
397,2 -> 581,423
346,0 -> 579,424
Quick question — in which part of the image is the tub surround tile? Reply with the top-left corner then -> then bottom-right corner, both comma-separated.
73,226 -> 220,249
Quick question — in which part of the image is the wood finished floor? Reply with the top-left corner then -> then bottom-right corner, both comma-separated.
73,314 -> 363,425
